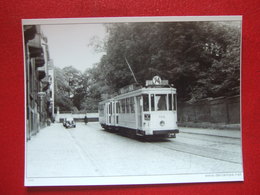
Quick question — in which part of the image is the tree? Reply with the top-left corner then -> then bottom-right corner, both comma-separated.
54,66 -> 91,111
92,21 -> 241,102
54,67 -> 73,111
62,66 -> 86,110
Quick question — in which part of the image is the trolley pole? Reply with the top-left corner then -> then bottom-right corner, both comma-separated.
124,56 -> 138,84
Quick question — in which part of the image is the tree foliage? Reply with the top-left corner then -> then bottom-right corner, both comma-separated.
54,67 -> 73,111
92,21 -> 241,101
54,66 -> 90,111
54,65 -> 104,112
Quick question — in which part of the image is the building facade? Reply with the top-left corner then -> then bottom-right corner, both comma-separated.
23,25 -> 55,141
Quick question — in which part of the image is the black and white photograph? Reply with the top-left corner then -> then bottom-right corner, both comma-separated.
23,16 -> 243,186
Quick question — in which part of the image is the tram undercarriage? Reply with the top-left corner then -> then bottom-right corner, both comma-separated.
101,124 -> 179,138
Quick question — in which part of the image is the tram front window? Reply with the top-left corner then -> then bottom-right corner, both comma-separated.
151,94 -> 155,111
168,94 -> 173,110
155,94 -> 167,111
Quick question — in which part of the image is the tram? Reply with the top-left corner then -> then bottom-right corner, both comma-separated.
98,76 -> 179,138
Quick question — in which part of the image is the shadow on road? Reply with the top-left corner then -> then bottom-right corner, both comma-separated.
102,128 -> 172,143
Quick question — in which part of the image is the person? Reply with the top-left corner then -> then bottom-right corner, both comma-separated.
84,115 -> 88,124
47,119 -> 51,126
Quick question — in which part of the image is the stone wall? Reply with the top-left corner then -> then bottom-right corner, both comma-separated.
178,95 -> 240,124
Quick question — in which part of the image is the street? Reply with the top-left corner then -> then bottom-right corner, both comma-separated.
26,122 -> 242,178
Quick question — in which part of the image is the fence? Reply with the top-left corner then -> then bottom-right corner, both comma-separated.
177,95 -> 240,125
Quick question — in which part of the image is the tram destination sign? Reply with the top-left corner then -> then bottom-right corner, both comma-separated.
146,76 -> 169,87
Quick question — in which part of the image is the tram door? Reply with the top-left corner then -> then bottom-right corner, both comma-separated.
107,102 -> 112,125
136,96 -> 142,129
111,101 -> 116,126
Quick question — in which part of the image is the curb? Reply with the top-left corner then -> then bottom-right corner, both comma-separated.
178,122 -> 240,130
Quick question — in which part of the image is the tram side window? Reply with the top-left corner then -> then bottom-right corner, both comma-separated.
109,103 -> 112,114
130,97 -> 135,113
119,100 -> 122,113
143,94 -> 149,111
116,102 -> 120,113
156,94 -> 167,111
126,98 -> 130,113
121,99 -> 125,113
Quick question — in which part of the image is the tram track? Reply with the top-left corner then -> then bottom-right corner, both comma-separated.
144,138 -> 242,165
67,123 -> 242,172
178,132 -> 241,146
98,124 -> 242,165
181,131 -> 241,141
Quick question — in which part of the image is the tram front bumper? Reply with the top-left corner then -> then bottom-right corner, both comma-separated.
153,129 -> 179,137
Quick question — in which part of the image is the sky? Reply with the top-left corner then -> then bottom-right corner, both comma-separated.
41,23 -> 107,72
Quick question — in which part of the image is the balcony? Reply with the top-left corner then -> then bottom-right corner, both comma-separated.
35,56 -> 45,67
42,82 -> 50,91
37,66 -> 46,80
29,46 -> 43,58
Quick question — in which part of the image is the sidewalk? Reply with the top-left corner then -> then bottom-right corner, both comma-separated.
26,123 -> 98,178
179,127 -> 241,139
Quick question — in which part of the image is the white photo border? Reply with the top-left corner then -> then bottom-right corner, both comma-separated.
23,16 -> 243,186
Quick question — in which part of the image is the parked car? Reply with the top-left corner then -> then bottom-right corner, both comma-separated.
64,118 -> 76,128
63,118 -> 68,127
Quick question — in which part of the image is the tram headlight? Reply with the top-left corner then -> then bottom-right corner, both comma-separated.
160,120 -> 165,126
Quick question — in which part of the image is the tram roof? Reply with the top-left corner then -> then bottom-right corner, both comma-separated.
99,86 -> 176,104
